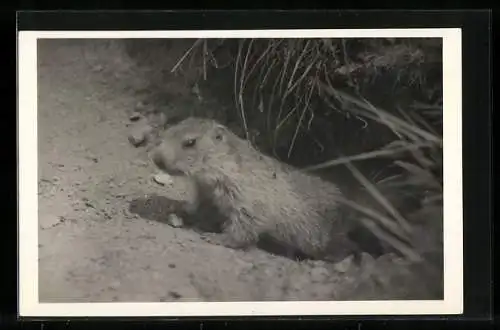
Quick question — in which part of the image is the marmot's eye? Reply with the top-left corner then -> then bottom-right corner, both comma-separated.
182,138 -> 197,148
215,134 -> 223,141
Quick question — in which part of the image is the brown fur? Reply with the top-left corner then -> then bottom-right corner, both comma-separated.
150,117 -> 354,260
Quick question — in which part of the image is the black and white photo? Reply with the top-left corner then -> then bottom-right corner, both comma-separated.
18,28 -> 463,317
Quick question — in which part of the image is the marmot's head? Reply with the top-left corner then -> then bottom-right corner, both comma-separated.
151,117 -> 238,178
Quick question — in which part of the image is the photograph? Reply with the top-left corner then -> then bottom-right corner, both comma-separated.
18,28 -> 463,317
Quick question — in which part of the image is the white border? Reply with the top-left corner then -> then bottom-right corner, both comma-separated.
18,29 -> 463,317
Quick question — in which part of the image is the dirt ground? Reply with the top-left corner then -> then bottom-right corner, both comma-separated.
37,39 -> 441,303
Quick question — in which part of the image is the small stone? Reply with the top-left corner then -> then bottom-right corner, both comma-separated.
333,255 -> 354,273
152,173 -> 173,186
129,111 -> 142,121
92,65 -> 104,72
128,131 -> 146,147
134,160 -> 149,168
166,214 -> 184,228
135,101 -> 146,111
310,266 -> 329,283
128,121 -> 154,147
109,280 -> 121,290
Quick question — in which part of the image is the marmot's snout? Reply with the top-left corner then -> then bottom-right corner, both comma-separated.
150,144 -> 175,172
151,148 -> 167,171
150,144 -> 185,175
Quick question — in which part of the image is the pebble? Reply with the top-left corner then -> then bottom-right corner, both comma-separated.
134,160 -> 149,168
310,266 -> 329,283
167,214 -> 184,228
333,255 -> 354,273
92,65 -> 104,72
109,280 -> 121,290
129,111 -> 142,122
128,131 -> 147,147
152,172 -> 173,186
135,101 -> 146,112
128,122 -> 153,147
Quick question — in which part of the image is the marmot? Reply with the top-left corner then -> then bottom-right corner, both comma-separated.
150,117 -> 356,260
